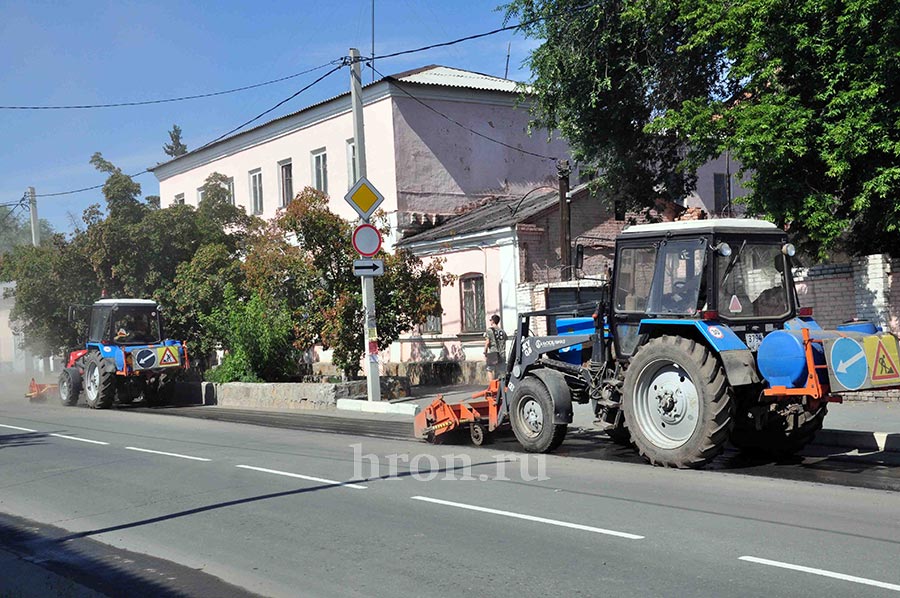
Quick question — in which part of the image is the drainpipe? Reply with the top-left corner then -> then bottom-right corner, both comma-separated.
558,160 -> 571,281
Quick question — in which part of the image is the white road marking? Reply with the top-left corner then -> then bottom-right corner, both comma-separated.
235,465 -> 367,490
411,496 -> 644,539
50,433 -> 109,445
0,423 -> 38,433
125,447 -> 210,461
739,556 -> 900,592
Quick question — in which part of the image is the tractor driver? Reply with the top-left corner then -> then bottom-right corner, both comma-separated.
114,315 -> 152,342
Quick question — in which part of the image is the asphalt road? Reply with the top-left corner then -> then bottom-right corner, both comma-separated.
1,397 -> 899,597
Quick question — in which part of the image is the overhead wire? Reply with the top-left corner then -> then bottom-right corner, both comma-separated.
36,65 -> 345,198
369,64 -> 557,162
0,61 -> 340,111
23,6 -> 596,198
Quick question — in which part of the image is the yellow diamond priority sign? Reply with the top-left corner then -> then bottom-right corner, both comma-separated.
344,177 -> 384,222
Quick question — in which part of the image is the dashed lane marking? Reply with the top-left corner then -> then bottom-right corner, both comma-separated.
50,433 -> 109,445
411,496 -> 644,539
0,423 -> 38,433
739,556 -> 900,592
125,447 -> 211,462
235,465 -> 367,489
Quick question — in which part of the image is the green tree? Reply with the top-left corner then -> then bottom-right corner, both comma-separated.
507,0 -> 900,256
273,187 -> 450,378
163,124 -> 188,158
0,205 -> 53,255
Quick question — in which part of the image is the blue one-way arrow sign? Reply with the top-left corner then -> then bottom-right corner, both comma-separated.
353,259 -> 385,277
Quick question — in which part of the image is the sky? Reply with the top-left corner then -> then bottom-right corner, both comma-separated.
0,0 -> 542,234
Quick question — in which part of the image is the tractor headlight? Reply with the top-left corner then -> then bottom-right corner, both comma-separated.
782,243 -> 796,257
715,242 -> 732,257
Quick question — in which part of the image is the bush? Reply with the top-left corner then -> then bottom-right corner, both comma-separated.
203,286 -> 302,382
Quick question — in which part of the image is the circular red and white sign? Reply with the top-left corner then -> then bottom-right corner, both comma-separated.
352,223 -> 382,257
708,326 -> 724,339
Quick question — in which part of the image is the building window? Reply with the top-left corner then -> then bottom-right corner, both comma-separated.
424,313 -> 443,334
311,148 -> 328,194
460,274 -> 486,333
713,172 -> 728,214
174,193 -> 185,205
249,168 -> 263,214
226,177 -> 235,205
279,160 -> 293,207
346,139 -> 358,188
197,187 -> 206,204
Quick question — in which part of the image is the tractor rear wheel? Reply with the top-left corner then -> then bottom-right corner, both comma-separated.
509,377 -> 568,453
731,404 -> 827,458
623,336 -> 733,468
58,368 -> 81,406
84,353 -> 115,409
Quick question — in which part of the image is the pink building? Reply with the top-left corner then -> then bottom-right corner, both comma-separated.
151,66 -> 568,248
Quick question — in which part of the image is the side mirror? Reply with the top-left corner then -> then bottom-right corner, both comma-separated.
575,244 -> 585,270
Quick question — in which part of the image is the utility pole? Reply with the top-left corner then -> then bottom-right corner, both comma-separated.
557,160 -> 571,281
350,48 -> 381,402
371,0 -> 376,83
28,186 -> 39,247
504,41 -> 511,79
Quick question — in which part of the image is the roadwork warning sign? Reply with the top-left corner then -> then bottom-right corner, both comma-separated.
865,335 -> 900,385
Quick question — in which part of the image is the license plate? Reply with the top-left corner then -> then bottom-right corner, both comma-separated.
745,332 -> 765,351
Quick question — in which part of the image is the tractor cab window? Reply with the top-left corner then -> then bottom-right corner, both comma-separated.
716,242 -> 789,318
110,307 -> 161,344
648,239 -> 708,316
614,246 -> 657,313
88,306 -> 112,342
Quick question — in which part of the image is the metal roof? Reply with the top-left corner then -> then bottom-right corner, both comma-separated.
397,190 -> 559,246
393,65 -> 525,93
94,299 -> 158,305
150,65 -> 527,174
621,218 -> 780,235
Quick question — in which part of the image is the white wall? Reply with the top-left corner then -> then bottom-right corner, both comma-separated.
158,95 -> 398,230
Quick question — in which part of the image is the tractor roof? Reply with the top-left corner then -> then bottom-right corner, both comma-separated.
93,299 -> 158,306
620,218 -> 781,237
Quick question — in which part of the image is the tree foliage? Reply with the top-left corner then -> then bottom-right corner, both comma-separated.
163,124 -> 188,158
0,165 -> 255,359
507,0 -> 900,256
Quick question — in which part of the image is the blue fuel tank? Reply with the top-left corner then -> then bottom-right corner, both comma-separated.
756,330 -> 835,388
556,317 -> 595,365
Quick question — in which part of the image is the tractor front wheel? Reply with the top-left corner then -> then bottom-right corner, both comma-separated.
84,354 -> 115,409
509,377 -> 568,453
623,336 -> 733,468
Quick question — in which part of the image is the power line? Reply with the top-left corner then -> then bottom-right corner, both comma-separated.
368,3 -> 594,63
196,63 -> 345,151
0,61 -> 340,111
36,65 -> 344,198
370,65 -> 557,162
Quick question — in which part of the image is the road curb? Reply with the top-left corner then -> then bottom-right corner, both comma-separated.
813,429 -> 899,453
336,398 -> 419,416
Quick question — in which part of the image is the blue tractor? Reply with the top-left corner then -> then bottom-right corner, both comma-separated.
417,219 -> 899,468
58,299 -> 188,409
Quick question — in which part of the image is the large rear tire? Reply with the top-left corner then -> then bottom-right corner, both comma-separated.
731,404 -> 827,458
509,377 -> 568,453
623,336 -> 733,468
84,353 -> 115,409
58,368 -> 81,406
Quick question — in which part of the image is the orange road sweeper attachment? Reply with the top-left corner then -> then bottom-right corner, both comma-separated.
413,379 -> 505,446
25,378 -> 58,402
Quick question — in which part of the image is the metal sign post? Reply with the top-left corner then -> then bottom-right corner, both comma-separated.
348,47 -> 381,402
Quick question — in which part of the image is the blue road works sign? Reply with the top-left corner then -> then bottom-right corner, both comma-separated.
829,337 -> 867,391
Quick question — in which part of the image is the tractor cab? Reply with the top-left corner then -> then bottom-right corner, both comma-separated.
611,219 -> 796,357
89,299 -> 163,346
